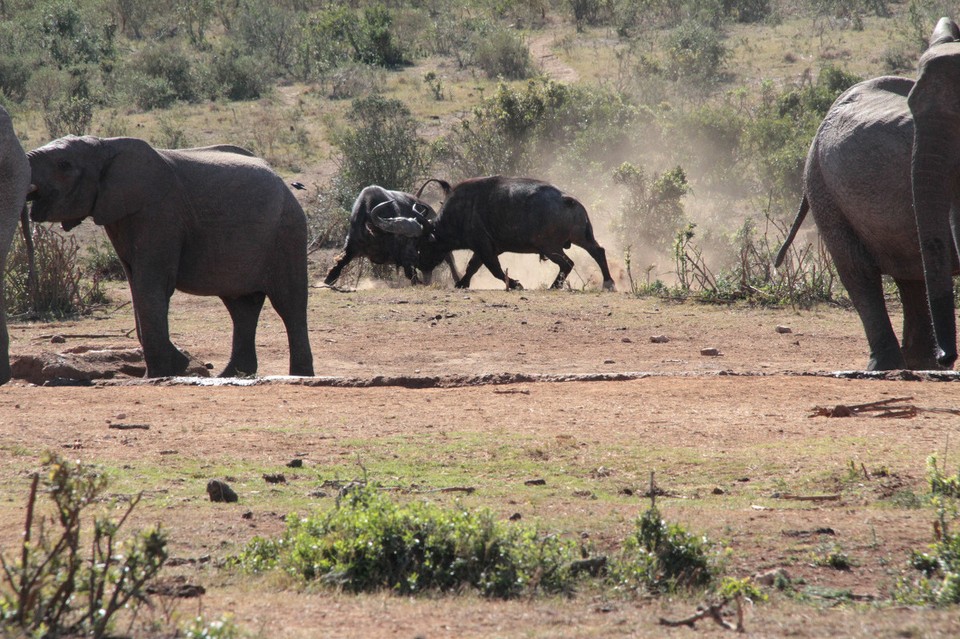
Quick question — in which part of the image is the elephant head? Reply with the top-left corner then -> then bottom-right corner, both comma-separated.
909,17 -> 960,368
28,136 -> 152,231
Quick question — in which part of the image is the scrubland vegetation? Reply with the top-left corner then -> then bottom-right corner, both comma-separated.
4,1 -> 960,637
2,0 -> 952,313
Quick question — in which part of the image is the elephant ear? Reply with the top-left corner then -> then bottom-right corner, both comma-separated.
930,17 -> 960,47
90,138 -> 152,227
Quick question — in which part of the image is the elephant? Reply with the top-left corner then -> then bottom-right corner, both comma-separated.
776,72 -> 948,371
910,17 -> 960,369
779,17 -> 960,371
27,136 -> 315,378
0,106 -> 30,385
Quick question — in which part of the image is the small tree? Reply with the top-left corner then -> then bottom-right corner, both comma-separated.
330,95 -> 429,206
614,162 -> 690,252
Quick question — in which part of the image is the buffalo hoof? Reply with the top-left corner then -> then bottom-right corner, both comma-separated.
603,280 -> 616,292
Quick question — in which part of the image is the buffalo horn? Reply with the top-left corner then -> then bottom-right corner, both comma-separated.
369,200 -> 423,237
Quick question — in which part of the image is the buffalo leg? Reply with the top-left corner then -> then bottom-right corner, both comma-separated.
576,242 -> 615,291
896,278 -> 939,369
544,251 -> 574,289
455,254 -> 484,289
221,293 -> 266,376
324,244 -> 356,286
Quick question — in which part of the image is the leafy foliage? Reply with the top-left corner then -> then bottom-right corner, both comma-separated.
436,79 -> 642,180
614,505 -> 719,593
234,485 -> 580,598
0,453 -> 167,638
330,95 -> 430,207
614,162 -> 690,252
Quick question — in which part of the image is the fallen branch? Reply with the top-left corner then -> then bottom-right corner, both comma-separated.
107,423 -> 150,430
773,493 -> 841,502
659,597 -> 743,632
810,396 -> 928,418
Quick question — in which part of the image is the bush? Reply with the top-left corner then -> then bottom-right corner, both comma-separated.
85,236 -> 126,282
125,41 -> 198,108
236,0 -> 299,73
206,47 -> 269,101
0,453 -> 167,638
5,223 -> 105,319
330,95 -> 429,204
666,21 -> 728,82
436,79 -> 642,181
614,505 -> 718,593
614,162 -> 690,252
474,28 -> 534,79
235,485 -> 580,598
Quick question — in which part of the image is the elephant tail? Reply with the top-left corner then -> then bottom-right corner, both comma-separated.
774,196 -> 809,268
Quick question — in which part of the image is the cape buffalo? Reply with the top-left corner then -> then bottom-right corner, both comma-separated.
398,176 -> 616,291
324,185 -> 459,286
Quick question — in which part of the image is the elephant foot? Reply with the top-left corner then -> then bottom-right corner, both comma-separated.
145,347 -> 192,378
866,351 -> 907,372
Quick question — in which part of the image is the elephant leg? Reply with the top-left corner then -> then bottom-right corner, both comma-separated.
825,233 -> 904,371
896,278 -> 939,370
220,293 -> 265,377
455,254 -> 484,289
267,289 -> 315,377
543,251 -> 574,289
130,284 -> 189,377
324,244 -> 356,286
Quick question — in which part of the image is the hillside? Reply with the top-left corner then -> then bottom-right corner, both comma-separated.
0,0 -> 938,288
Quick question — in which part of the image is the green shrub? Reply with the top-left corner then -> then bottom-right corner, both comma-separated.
613,505 -> 719,593
436,79 -> 642,180
474,28 -> 533,79
126,41 -> 198,108
0,453 -> 167,638
234,485 -> 579,598
207,46 -> 269,101
614,162 -> 690,252
899,496 -> 960,605
928,454 -> 960,498
84,236 -> 126,282
0,55 -> 33,103
330,95 -> 429,204
746,65 -> 861,203
236,0 -> 299,73
666,21 -> 728,82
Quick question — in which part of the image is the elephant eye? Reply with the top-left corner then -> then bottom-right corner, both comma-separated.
56,160 -> 71,171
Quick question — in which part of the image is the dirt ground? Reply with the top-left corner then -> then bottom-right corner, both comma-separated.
2,260 -> 960,638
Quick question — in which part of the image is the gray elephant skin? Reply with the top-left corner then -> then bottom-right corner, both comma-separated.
777,19 -> 960,370
0,106 -> 30,385
27,136 -> 314,378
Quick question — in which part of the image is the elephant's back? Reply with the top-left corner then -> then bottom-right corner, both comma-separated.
809,76 -> 922,278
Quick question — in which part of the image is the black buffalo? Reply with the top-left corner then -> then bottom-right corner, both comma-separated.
394,176 -> 616,291
324,185 -> 458,286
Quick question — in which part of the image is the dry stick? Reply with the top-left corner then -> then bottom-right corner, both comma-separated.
17,473 -> 40,625
658,599 -> 738,631
774,494 -> 841,502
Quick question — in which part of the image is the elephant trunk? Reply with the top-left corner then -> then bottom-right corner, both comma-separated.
912,124 -> 959,367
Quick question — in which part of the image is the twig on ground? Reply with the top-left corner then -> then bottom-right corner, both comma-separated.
809,396 -> 960,419
773,493 -> 840,502
659,597 -> 744,632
